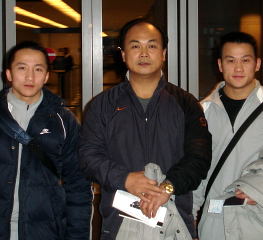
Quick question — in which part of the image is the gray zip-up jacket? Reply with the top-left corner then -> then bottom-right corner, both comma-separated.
200,155 -> 263,240
193,80 -> 263,240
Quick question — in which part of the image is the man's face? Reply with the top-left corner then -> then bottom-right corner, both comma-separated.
121,23 -> 166,79
218,42 -> 261,92
6,48 -> 49,104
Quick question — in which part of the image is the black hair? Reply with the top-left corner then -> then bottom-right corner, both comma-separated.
219,31 -> 258,58
119,18 -> 168,50
6,41 -> 50,70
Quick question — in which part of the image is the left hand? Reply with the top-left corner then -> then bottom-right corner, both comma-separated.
140,188 -> 171,218
235,189 -> 257,205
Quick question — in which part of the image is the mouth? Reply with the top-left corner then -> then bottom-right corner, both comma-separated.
24,84 -> 34,88
138,62 -> 150,66
232,75 -> 244,78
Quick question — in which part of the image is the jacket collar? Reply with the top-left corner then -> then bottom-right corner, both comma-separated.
0,87 -> 64,145
123,74 -> 167,95
202,80 -> 263,107
37,87 -> 64,114
121,75 -> 167,119
0,91 -> 32,145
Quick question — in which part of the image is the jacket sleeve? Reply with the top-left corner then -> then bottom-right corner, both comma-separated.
225,159 -> 263,207
78,99 -> 130,192
61,110 -> 92,240
166,93 -> 212,195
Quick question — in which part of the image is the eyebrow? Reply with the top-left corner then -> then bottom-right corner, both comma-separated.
15,62 -> 47,67
128,39 -> 158,44
224,54 -> 254,59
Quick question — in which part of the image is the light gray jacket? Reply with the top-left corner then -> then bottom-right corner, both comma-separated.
116,163 -> 192,240
193,81 -> 263,240
201,156 -> 263,240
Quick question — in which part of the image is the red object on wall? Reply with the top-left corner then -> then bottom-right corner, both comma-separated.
45,48 -> 56,63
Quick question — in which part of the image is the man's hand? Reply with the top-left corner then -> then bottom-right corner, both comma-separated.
140,190 -> 170,218
125,171 -> 162,202
235,189 -> 257,205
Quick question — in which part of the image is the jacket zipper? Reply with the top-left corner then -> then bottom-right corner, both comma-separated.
9,141 -> 19,237
145,115 -> 149,165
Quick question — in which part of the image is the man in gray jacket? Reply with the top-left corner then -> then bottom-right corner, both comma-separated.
193,32 -> 263,240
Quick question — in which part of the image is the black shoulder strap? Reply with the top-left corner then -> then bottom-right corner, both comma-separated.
204,101 -> 263,199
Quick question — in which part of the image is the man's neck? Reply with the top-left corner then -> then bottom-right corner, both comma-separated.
224,80 -> 256,100
129,72 -> 161,99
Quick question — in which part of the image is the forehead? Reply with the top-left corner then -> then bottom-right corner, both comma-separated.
222,42 -> 255,57
125,23 -> 162,43
12,48 -> 47,65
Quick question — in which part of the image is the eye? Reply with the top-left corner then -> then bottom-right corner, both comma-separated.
17,66 -> 26,70
226,59 -> 234,63
131,44 -> 140,49
35,67 -> 44,72
148,44 -> 157,49
242,58 -> 250,63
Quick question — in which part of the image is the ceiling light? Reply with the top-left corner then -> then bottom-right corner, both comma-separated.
102,32 -> 108,37
15,20 -> 40,28
43,0 -> 81,22
14,6 -> 68,28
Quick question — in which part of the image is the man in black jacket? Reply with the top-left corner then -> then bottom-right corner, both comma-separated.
0,41 -> 92,240
79,18 -> 212,239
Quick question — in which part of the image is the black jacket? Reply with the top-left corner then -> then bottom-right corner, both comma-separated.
79,77 -> 212,239
0,88 -> 92,240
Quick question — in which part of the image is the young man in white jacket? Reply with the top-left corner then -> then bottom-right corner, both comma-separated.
193,32 -> 263,240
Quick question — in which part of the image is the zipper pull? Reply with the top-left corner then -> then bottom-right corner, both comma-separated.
145,117 -> 148,122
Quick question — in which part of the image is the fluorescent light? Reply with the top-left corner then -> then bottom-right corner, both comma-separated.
14,6 -> 68,28
43,0 -> 81,22
15,20 -> 40,28
102,32 -> 108,37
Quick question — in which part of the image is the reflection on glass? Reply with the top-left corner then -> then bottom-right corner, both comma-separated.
15,0 -> 82,120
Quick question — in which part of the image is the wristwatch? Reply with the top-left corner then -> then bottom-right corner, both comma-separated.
160,180 -> 174,194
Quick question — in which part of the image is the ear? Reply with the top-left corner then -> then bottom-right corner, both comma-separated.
162,48 -> 167,61
6,69 -> 12,83
255,57 -> 261,72
217,58 -> 223,73
44,72 -> 49,84
121,50 -> 126,62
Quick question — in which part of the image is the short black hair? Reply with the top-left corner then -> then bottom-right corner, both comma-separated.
219,31 -> 258,58
119,18 -> 168,50
6,41 -> 50,70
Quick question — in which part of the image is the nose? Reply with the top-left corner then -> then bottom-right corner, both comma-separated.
26,69 -> 34,81
234,60 -> 244,72
140,46 -> 149,58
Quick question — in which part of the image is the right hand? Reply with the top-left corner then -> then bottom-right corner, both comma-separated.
125,171 -> 162,202
140,190 -> 170,218
235,189 -> 257,205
